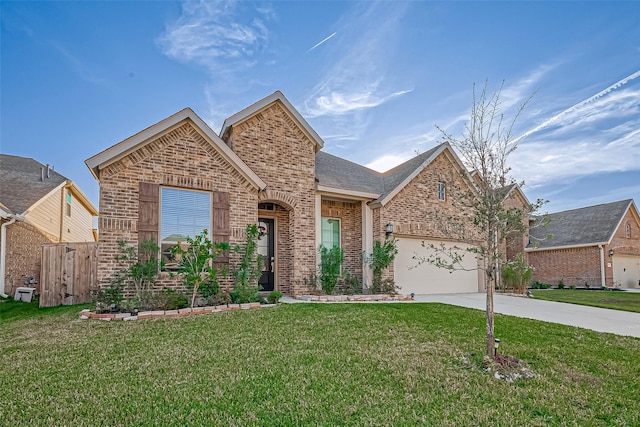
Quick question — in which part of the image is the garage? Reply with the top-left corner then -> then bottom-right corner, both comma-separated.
394,238 -> 481,294
613,255 -> 640,288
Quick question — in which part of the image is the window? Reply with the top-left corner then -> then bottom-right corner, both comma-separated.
626,223 -> 632,239
321,217 -> 340,248
65,192 -> 72,217
437,182 -> 446,201
160,188 -> 211,268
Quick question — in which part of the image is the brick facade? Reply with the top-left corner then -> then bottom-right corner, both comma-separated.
378,151 -> 479,280
224,102 -> 318,294
528,246 -> 602,287
97,122 -> 259,294
321,199 -> 363,281
528,206 -> 640,288
1,220 -> 53,295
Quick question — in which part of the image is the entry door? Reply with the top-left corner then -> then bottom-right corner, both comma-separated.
257,219 -> 275,291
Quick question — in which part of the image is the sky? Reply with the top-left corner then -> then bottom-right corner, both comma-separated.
2,1 -> 639,214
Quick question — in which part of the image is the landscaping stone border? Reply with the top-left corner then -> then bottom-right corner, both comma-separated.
79,302 -> 263,321
295,294 -> 413,302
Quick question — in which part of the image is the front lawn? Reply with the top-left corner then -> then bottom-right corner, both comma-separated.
531,289 -> 640,313
1,301 -> 639,425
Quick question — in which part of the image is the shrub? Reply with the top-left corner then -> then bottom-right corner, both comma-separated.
557,280 -> 565,289
170,229 -> 229,308
153,288 -> 189,310
267,291 -> 283,304
530,282 -> 551,290
109,240 -> 162,311
231,224 -> 263,304
335,270 -> 362,295
91,282 -> 124,313
364,238 -> 399,294
501,253 -> 532,294
319,245 -> 345,295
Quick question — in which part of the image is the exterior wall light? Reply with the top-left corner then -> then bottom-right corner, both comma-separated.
609,249 -> 614,257
385,222 -> 393,237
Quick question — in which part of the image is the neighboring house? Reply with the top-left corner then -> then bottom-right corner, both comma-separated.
0,154 -> 99,297
86,91 -> 487,296
527,199 -> 640,288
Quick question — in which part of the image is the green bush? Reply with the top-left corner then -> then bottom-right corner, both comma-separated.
501,253 -> 532,294
336,270 -> 362,295
91,282 -> 124,313
531,282 -> 551,290
364,238 -> 399,294
230,224 -> 263,304
557,280 -> 565,289
153,288 -> 189,310
267,291 -> 283,304
319,245 -> 345,295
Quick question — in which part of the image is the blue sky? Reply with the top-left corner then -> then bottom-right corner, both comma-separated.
2,1 -> 639,214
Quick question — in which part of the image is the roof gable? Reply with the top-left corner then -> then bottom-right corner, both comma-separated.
528,199 -> 635,249
85,108 -> 267,191
220,91 -> 324,152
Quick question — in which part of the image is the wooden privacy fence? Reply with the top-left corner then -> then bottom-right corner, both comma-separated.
40,242 -> 98,307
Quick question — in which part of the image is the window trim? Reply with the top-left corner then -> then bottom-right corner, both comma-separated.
320,217 -> 341,249
65,191 -> 72,217
625,223 -> 631,239
437,182 -> 446,201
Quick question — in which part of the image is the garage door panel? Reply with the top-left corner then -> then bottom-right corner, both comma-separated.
613,256 -> 640,288
394,238 -> 480,294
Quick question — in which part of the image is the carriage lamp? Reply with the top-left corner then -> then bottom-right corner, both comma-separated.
609,249 -> 614,257
385,222 -> 394,237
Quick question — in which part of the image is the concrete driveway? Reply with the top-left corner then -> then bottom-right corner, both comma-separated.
413,293 -> 640,338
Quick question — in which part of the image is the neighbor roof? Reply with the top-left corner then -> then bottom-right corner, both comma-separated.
0,154 -> 68,215
527,199 -> 635,250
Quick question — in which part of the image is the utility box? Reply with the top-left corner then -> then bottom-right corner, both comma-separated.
14,287 -> 35,302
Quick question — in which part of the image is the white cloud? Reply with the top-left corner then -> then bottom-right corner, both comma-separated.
305,88 -> 412,118
157,0 -> 272,72
302,2 -> 412,121
510,81 -> 640,188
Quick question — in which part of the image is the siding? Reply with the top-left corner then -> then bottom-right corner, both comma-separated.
61,188 -> 96,242
25,188 -> 63,241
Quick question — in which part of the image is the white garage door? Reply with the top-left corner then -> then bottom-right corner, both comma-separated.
613,256 -> 640,288
394,238 -> 481,295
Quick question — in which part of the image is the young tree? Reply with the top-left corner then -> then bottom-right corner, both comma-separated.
415,81 -> 545,356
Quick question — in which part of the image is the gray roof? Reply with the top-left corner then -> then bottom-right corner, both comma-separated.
315,144 -> 442,200
0,154 -> 68,215
528,199 -> 633,249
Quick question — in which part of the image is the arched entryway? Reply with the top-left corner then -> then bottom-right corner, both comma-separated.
257,198 -> 295,294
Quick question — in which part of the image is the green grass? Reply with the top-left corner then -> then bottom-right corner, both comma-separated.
531,289 -> 640,313
1,301 -> 639,426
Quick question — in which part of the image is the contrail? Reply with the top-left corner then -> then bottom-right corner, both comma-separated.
513,69 -> 640,144
308,32 -> 337,52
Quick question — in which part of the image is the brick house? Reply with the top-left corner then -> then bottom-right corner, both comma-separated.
86,91 -> 486,296
0,154 -> 98,297
527,199 -> 640,288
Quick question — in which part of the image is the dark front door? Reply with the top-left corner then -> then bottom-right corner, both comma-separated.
257,218 -> 275,291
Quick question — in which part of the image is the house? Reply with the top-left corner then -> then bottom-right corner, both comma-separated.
0,154 -> 98,297
527,199 -> 640,288
86,91 -> 486,296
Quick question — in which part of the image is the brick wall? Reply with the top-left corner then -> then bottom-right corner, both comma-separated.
379,150 -> 479,281
225,101 -> 317,294
1,220 -> 53,295
321,199 -> 363,281
528,246 -> 602,287
503,190 -> 529,262
605,207 -> 640,285
97,121 -> 259,294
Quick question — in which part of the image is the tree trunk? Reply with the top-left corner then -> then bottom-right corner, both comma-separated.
485,274 -> 495,355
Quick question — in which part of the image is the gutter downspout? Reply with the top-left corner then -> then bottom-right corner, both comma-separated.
598,244 -> 606,288
1,216 -> 19,298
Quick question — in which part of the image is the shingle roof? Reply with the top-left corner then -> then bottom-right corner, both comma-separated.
528,199 -> 633,249
315,144 -> 443,200
0,154 -> 68,215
